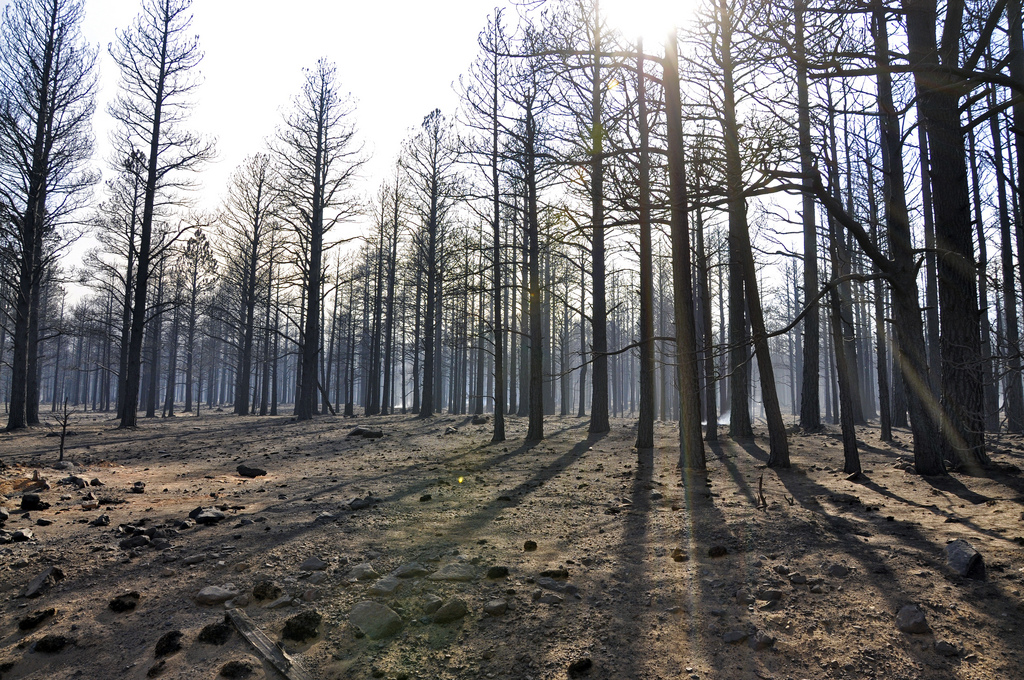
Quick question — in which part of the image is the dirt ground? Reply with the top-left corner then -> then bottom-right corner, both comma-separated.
0,410 -> 1022,680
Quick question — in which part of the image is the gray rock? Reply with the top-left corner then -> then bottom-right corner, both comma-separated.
21,566 -> 64,598
368,575 -> 401,596
828,564 -> 850,578
195,586 -> 239,605
0,507 -> 9,523
896,604 -> 930,634
422,594 -> 443,615
432,598 -> 469,623
723,630 -> 749,644
236,464 -> 267,479
392,562 -> 429,578
756,588 -> 783,602
89,514 -> 110,527
483,599 -> 508,616
349,601 -> 402,639
13,529 -> 34,542
347,494 -> 379,510
131,481 -> 146,494
308,572 -> 327,585
748,630 -> 775,650
773,565 -> 790,575
427,563 -> 476,582
195,509 -> 227,525
538,593 -> 563,605
735,589 -> 755,605
350,563 -> 380,580
935,640 -> 959,657
265,595 -> 292,609
944,539 -> 985,579
184,554 -> 207,565
119,535 -> 149,549
789,573 -> 807,585
299,556 -> 328,571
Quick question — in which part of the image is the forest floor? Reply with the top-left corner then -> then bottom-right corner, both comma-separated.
0,410 -> 1022,680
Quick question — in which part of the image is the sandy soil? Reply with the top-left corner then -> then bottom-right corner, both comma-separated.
0,410 -> 1022,680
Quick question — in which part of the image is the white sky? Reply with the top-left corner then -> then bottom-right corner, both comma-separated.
78,0 -> 518,239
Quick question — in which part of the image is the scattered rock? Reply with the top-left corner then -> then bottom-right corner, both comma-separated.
154,630 -> 183,657
432,598 -> 469,623
487,565 -> 509,579
35,634 -> 71,653
723,630 -> 749,644
392,562 -> 429,578
350,563 -> 380,580
944,538 -> 985,579
748,630 -> 776,650
538,593 -> 563,605
21,494 -> 49,511
349,601 -> 402,639
540,568 -> 569,579
935,640 -> 959,657
523,540 -> 538,552
18,608 -> 56,631
422,594 -> 443,615
708,545 -> 728,558
282,610 -> 322,642
483,599 -> 507,616
368,575 -> 401,596
789,573 -> 807,585
265,595 -> 292,609
236,465 -> 267,479
828,564 -> 850,578
131,481 -> 146,494
90,478 -> 103,486
568,657 -> 593,676
119,535 -> 150,549
184,554 -> 207,566
12,529 -> 33,542
0,507 -> 9,524
735,589 -> 755,605
220,660 -> 255,679
195,586 -> 239,606
427,563 -> 476,582
896,604 -> 930,634
299,556 -> 328,571
346,494 -> 380,511
444,427 -> 458,435
22,566 -> 64,598
89,514 -> 110,527
194,509 -> 227,525
146,660 -> 166,677
109,591 -> 140,613
419,494 -> 432,502
198,617 -> 233,645
671,548 -> 688,562
756,588 -> 783,602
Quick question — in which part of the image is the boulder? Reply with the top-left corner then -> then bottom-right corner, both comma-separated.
944,539 -> 985,579
896,604 -> 930,634
236,465 -> 267,479
195,586 -> 239,606
432,598 -> 469,624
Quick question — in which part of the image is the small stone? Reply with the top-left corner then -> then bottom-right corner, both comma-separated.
422,594 -> 443,614
13,529 -> 34,542
18,608 -> 56,631
22,566 -> 64,598
427,563 -> 476,582
220,661 -> 254,679
89,514 -> 110,527
120,535 -> 150,549
432,598 -> 469,623
349,601 -> 402,639
35,518 -> 52,527
708,545 -> 728,558
184,554 -> 207,565
368,575 -> 401,595
252,580 -> 282,601
944,538 -> 985,579
756,588 -> 783,602
568,657 -> 593,676
198,617 -> 233,645
147,660 -> 166,677
392,562 -> 429,578
538,593 -> 563,605
773,565 -> 790,575
487,565 -> 509,579
307,572 -> 327,585
419,494 -> 432,502
935,640 -> 959,657
735,589 -> 755,605
483,599 -> 507,616
154,630 -> 183,657
0,507 -> 9,523
523,540 -> 538,552
789,573 -> 807,585
896,604 -> 930,634
131,481 -> 146,494
350,563 -> 380,580
809,583 -> 825,594
195,509 -> 227,525
81,500 -> 99,510
723,630 -> 749,643
671,548 -> 688,562
748,630 -> 776,650
282,610 -> 322,642
299,556 -> 328,571
540,568 -> 569,579
828,564 -> 850,578
21,494 -> 50,511
229,594 -> 250,607
236,465 -> 267,479
195,586 -> 239,606
109,591 -> 140,613
35,634 -> 71,653
90,478 -> 103,487
160,568 -> 175,577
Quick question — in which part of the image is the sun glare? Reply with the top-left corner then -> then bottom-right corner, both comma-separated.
602,0 -> 696,41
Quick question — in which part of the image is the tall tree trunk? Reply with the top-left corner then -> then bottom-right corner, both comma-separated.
635,41 -> 655,451
588,1 -> 609,435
